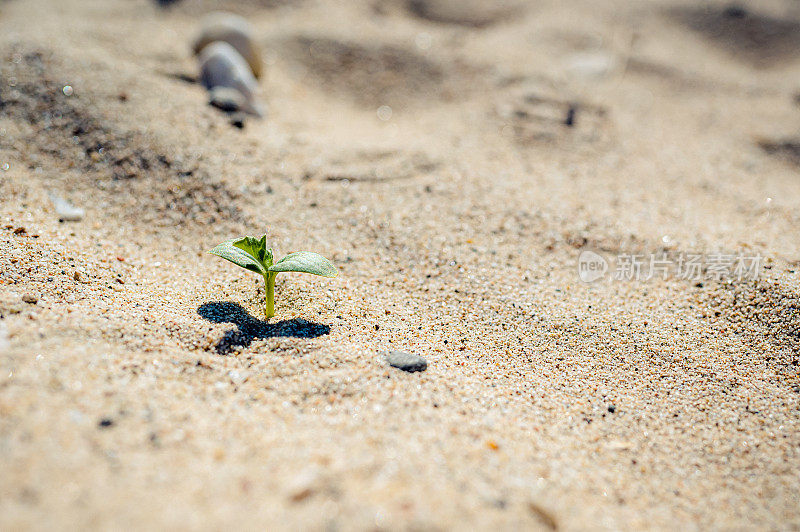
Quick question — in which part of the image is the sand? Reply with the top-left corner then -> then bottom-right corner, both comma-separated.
1,0 -> 799,529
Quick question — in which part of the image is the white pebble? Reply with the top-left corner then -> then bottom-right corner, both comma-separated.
565,52 -> 615,79
49,193 -> 84,222
199,42 -> 264,117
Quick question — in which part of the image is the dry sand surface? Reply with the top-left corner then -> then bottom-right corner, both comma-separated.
1,0 -> 800,529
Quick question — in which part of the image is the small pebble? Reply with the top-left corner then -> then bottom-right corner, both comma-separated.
386,351 -> 427,372
565,51 -> 615,79
49,193 -> 84,222
199,41 -> 264,117
22,294 -> 38,304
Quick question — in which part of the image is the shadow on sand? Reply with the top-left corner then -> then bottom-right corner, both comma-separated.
197,301 -> 330,355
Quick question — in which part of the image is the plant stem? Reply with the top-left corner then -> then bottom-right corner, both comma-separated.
264,272 -> 276,319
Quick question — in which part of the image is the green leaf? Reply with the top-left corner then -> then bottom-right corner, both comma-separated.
208,239 -> 266,274
232,235 -> 272,267
269,251 -> 338,277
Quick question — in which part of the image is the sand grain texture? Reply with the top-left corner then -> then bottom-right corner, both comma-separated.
1,0 -> 799,529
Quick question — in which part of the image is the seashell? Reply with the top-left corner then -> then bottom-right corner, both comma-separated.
192,11 -> 263,79
199,42 -> 264,117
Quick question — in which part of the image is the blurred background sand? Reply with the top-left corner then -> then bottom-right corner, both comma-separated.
1,0 -> 799,529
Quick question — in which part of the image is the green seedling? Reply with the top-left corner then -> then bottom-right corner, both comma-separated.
209,234 -> 337,319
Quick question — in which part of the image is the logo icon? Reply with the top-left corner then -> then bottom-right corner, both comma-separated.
578,250 -> 608,283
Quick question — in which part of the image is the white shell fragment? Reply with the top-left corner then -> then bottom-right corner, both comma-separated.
193,11 -> 263,79
199,42 -> 264,117
49,193 -> 84,222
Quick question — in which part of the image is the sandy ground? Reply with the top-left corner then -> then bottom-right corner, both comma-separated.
1,0 -> 799,529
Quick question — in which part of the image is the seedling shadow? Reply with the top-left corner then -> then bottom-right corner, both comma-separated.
197,302 -> 330,355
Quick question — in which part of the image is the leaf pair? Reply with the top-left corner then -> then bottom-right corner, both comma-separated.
209,236 -> 337,278
208,234 -> 337,319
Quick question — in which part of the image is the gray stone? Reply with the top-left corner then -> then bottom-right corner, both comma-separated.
386,351 -> 427,372
199,41 -> 264,117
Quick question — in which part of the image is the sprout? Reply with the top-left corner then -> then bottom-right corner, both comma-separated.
209,234 -> 337,319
